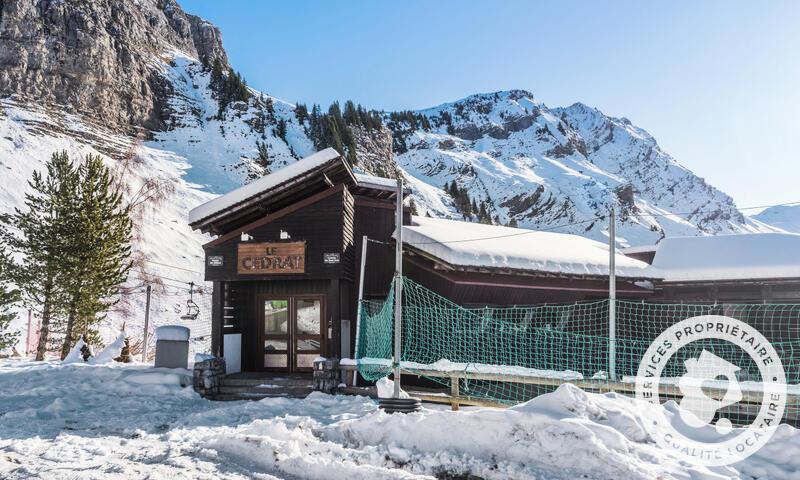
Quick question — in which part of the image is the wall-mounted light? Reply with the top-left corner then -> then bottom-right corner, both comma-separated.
241,232 -> 253,242
280,229 -> 291,240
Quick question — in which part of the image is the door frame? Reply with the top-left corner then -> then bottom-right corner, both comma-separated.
257,294 -> 326,372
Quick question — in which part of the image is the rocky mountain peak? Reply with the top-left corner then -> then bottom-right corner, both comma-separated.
0,0 -> 227,132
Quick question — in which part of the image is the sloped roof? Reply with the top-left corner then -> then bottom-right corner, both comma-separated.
188,148 -> 343,227
398,216 -> 657,279
651,233 -> 800,282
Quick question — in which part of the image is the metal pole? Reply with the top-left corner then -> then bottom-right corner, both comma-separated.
353,235 -> 369,387
142,285 -> 152,362
25,310 -> 32,357
393,178 -> 404,399
608,208 -> 617,381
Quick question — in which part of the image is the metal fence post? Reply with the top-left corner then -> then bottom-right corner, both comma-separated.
608,208 -> 617,381
142,285 -> 152,362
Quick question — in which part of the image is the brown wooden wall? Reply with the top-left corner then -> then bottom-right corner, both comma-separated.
655,280 -> 800,303
203,186 -> 353,282
403,255 -> 654,306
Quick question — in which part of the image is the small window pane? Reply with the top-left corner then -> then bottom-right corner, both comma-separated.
265,339 -> 287,351
296,299 -> 321,335
265,300 -> 288,334
297,338 -> 320,351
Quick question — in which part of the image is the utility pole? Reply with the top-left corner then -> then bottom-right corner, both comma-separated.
608,208 -> 617,382
142,285 -> 152,362
393,178 -> 404,399
353,235 -> 369,387
25,310 -> 32,357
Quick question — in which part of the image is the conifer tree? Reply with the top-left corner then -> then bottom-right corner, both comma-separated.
0,248 -> 20,352
1,151 -> 78,360
59,154 -> 132,358
255,140 -> 272,173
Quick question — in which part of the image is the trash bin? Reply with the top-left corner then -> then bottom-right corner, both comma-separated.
154,325 -> 190,369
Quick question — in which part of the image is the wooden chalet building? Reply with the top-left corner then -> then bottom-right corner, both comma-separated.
189,148 -> 657,374
624,233 -> 800,303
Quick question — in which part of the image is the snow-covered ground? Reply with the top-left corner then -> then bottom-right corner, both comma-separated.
1,359 -> 799,480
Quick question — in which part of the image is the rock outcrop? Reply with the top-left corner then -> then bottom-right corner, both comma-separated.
0,0 -> 227,133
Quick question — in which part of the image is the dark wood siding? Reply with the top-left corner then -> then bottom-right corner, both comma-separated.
403,255 -> 654,306
204,187 -> 350,282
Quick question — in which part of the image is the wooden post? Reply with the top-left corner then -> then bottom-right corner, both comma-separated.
451,375 -> 460,411
353,235 -> 369,387
393,178 -> 403,399
142,285 -> 152,362
608,208 -> 617,382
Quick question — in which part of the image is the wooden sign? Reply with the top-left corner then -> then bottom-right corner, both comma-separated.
238,242 -> 305,274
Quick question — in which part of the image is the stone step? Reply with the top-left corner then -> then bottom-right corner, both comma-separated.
217,385 -> 313,396
220,376 -> 313,387
209,390 -> 312,402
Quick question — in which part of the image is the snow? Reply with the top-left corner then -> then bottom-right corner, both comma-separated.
753,204 -> 800,233
62,338 -> 89,364
89,331 -> 127,364
651,232 -> 800,282
2,359 -> 800,479
188,147 -> 342,224
357,357 -> 584,381
156,325 -> 191,342
399,215 -> 658,278
355,172 -> 398,191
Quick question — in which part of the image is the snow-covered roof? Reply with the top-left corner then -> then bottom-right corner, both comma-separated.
651,233 -> 800,282
354,173 -> 398,192
398,216 -> 657,279
188,148 -> 342,225
622,245 -> 657,255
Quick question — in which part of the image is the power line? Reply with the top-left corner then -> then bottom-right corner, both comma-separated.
146,260 -> 203,274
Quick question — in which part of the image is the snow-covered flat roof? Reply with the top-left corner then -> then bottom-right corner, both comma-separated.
651,233 -> 800,282
399,216 -> 657,279
354,173 -> 398,192
188,148 -> 341,224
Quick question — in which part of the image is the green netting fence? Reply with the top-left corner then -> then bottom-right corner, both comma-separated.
356,276 -> 800,425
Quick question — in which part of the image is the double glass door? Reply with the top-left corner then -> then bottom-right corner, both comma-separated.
262,296 -> 323,372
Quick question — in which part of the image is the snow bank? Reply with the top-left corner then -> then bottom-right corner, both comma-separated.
651,232 -> 800,281
358,357 -> 584,380
62,338 -> 89,364
3,359 -> 800,479
399,215 -> 657,279
89,331 -> 127,364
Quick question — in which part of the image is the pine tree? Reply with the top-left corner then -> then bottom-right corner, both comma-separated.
1,151 -> 78,360
0,248 -> 20,351
275,118 -> 288,142
59,154 -> 132,358
255,140 -> 272,173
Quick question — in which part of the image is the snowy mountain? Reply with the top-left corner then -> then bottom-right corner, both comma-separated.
0,0 -> 778,346
753,205 -> 800,233
389,91 -> 770,246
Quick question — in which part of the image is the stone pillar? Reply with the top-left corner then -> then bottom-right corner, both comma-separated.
193,357 -> 226,398
313,357 -> 340,394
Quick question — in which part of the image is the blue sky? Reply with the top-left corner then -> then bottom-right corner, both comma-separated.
181,0 -> 799,208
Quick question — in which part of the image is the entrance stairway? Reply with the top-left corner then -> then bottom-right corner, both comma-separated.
211,373 -> 315,401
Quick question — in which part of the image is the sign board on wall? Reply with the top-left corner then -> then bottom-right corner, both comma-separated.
207,255 -> 224,267
323,252 -> 340,264
238,242 -> 306,274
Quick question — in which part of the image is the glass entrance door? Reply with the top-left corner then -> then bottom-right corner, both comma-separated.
263,299 -> 290,370
261,296 -> 324,372
294,298 -> 323,371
